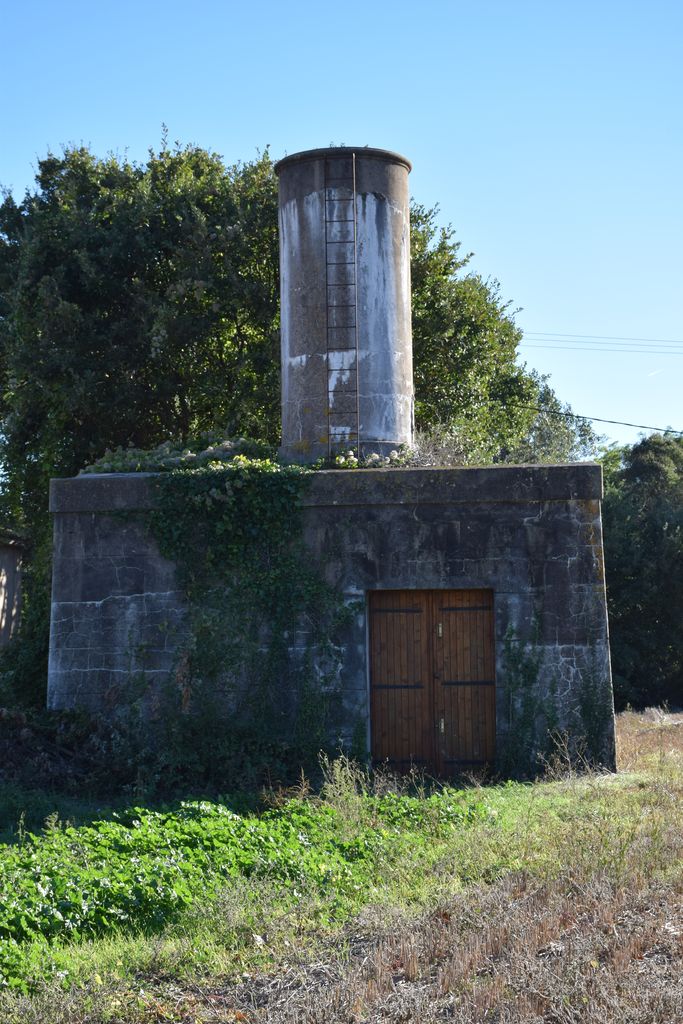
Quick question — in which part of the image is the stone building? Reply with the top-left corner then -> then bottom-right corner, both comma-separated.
0,529 -> 23,647
47,147 -> 616,775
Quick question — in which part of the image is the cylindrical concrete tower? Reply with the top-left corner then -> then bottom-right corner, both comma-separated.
275,147 -> 413,462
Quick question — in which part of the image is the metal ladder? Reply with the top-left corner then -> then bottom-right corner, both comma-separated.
324,152 -> 360,457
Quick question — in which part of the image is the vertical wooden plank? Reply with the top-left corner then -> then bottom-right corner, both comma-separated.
387,593 -> 397,764
419,590 -> 428,767
409,591 -> 419,764
402,590 -> 410,761
454,590 -> 466,763
434,589 -> 496,774
429,590 -> 439,774
383,592 -> 392,763
460,592 -> 469,759
370,589 -> 495,776
434,589 -> 445,775
431,589 -> 441,774
369,590 -> 432,772
430,589 -> 440,771
397,590 -> 406,761
436,589 -> 448,775
378,592 -> 387,762
401,590 -> 411,760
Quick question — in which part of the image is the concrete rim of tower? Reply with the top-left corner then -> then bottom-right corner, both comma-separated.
274,147 -> 412,175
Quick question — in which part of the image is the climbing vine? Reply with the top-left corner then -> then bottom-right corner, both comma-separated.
498,624 -> 614,776
75,435 -> 396,790
497,623 -> 545,776
132,455 -> 351,789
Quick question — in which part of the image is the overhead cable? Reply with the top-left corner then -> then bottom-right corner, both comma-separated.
505,402 -> 682,435
523,331 -> 683,345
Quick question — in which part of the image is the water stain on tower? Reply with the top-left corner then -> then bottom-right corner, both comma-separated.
276,148 -> 414,461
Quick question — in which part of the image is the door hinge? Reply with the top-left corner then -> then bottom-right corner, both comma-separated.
437,622 -> 443,638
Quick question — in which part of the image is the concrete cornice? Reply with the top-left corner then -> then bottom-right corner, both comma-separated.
50,464 -> 603,514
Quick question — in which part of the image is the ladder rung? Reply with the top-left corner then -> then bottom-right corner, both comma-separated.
326,156 -> 358,455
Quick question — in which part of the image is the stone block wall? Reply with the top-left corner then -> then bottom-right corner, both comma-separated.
48,475 -> 188,712
0,536 -> 23,646
48,464 -> 616,773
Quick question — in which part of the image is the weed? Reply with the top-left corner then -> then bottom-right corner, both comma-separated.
0,710 -> 681,1020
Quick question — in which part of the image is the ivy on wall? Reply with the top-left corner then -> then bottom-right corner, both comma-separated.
69,435 -> 402,790
138,455 -> 350,788
498,623 -> 614,777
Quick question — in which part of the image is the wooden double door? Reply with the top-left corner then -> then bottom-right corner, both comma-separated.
369,589 -> 496,775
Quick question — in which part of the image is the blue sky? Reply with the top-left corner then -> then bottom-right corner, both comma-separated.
2,0 -> 681,447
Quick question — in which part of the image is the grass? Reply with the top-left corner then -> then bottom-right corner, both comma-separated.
0,709 -> 681,1022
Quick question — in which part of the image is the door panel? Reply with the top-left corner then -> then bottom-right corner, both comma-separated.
369,590 -> 434,768
369,589 -> 495,775
432,590 -> 495,772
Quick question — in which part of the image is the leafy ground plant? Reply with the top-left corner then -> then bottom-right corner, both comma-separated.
0,779 -> 485,993
0,711 -> 681,1022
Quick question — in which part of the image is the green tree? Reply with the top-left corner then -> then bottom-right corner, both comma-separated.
410,204 -> 540,458
0,143 -> 280,703
0,144 -> 280,496
602,434 -> 683,709
0,141 -> 591,704
505,378 -> 600,463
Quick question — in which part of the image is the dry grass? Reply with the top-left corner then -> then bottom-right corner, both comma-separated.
12,873 -> 680,1023
616,706 -> 683,774
209,872 -> 683,1023
2,710 -> 682,1023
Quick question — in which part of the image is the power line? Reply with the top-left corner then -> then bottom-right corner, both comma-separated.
524,331 -> 683,345
522,339 -> 683,351
507,403 -> 682,435
521,343 -> 683,355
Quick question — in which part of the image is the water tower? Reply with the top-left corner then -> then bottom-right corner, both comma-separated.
47,145 -> 616,778
275,147 -> 414,461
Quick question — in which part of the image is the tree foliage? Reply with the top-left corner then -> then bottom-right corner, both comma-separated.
505,378 -> 600,464
411,205 -> 537,457
602,434 -> 683,709
0,140 -> 594,704
0,143 -> 280,520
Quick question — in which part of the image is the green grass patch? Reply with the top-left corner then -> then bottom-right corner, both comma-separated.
1,714 -> 682,1007
0,783 -> 486,993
